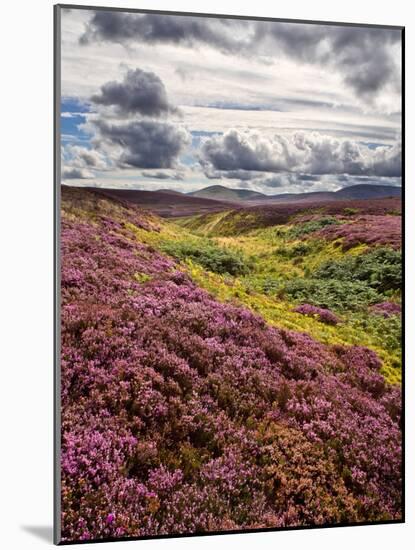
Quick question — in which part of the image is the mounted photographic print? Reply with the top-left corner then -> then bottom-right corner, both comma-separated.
54,4 -> 404,544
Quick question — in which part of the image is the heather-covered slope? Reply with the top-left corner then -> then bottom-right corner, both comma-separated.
178,198 -> 401,236
158,202 -> 402,382
75,186 -> 239,218
61,187 -> 401,542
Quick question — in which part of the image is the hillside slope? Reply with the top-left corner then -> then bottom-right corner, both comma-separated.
66,185 -> 239,217
60,187 -> 401,542
264,184 -> 401,203
177,197 -> 401,236
189,184 -> 265,202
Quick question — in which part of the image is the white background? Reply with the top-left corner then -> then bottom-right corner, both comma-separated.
1,0 -> 412,548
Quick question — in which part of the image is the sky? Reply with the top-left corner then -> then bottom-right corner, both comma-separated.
60,7 -> 402,195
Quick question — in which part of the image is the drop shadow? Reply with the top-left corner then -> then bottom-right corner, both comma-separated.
21,525 -> 53,543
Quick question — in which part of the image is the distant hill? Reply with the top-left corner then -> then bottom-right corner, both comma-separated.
188,183 -> 401,204
256,184 -> 401,203
189,185 -> 265,202
75,186 -> 239,218
334,184 -> 401,200
64,183 -> 401,219
155,189 -> 183,196
264,191 -> 335,203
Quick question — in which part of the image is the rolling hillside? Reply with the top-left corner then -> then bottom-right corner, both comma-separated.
58,7 -> 402,543
177,197 -> 401,236
61,186 -> 402,541
189,184 -> 265,202
189,184 -> 401,204
68,186 -> 239,217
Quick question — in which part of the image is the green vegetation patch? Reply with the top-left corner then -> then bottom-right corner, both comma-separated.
286,217 -> 342,239
315,247 -> 402,293
160,239 -> 252,276
281,278 -> 381,311
276,247 -> 401,311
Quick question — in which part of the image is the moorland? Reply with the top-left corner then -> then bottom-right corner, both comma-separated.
60,184 -> 402,541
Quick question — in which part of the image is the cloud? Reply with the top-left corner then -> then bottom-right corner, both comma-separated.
62,167 -> 95,179
92,119 -> 191,169
369,141 -> 402,177
200,129 -> 401,178
80,11 -> 243,53
200,130 -> 298,174
61,145 -> 111,181
81,65 -> 189,171
297,174 -> 317,182
199,101 -> 271,112
80,11 -> 401,100
91,68 -> 176,117
141,170 -> 185,180
256,24 -> 401,98
64,145 -> 109,169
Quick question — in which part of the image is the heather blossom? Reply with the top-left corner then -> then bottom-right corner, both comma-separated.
371,301 -> 401,317
293,304 -> 340,325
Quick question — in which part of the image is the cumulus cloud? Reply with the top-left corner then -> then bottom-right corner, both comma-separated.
61,145 -> 111,181
91,68 -> 177,117
81,65 -> 190,171
200,129 -> 401,178
64,145 -> 109,170
92,119 -> 191,169
80,11 -> 401,100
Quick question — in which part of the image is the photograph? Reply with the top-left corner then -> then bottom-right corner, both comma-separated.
56,5 -> 403,544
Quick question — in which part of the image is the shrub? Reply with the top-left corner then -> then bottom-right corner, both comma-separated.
343,207 -> 359,216
161,240 -> 251,276
262,278 -> 283,295
275,242 -> 312,258
348,311 -> 401,361
314,247 -> 402,293
287,217 -> 341,238
282,278 -> 380,311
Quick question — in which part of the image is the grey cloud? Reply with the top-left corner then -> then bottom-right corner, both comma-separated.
200,129 -> 401,178
256,175 -> 286,188
280,98 -> 337,110
80,11 -> 240,53
200,102 -> 272,112
81,11 -> 401,99
236,173 -> 314,192
65,145 -> 108,169
256,23 -> 401,98
61,145 -> 109,180
370,142 -> 401,177
200,130 -> 291,173
203,168 -> 261,181
91,68 -> 175,117
142,170 -> 185,180
94,119 -> 190,169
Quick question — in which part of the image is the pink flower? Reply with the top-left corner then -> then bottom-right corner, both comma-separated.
106,513 -> 115,524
